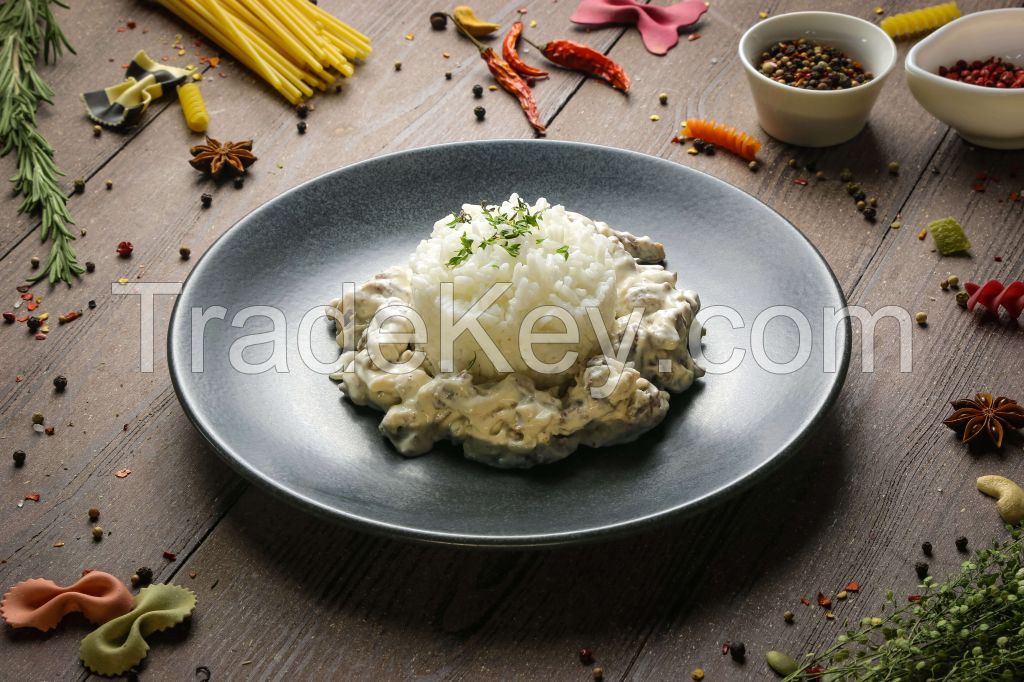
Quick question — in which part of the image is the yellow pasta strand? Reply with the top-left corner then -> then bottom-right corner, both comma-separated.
880,2 -> 960,39
154,0 -> 369,104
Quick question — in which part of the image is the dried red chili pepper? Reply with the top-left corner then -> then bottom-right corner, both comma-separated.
539,39 -> 630,91
452,14 -> 546,135
503,22 -> 549,80
481,48 -> 546,135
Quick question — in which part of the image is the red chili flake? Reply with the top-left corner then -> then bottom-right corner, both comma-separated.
688,33 -> 701,41
845,581 -> 860,592
121,63 -> 130,69
116,26 -> 126,33
26,303 -> 38,311
908,594 -> 922,602
972,183 -> 986,192
15,376 -> 23,382
2,311 -> 13,322
20,293 -> 33,300
163,550 -> 177,561
115,468 -> 132,478
800,596 -> 811,606
670,136 -> 680,144
994,256 -> 1003,262
816,592 -> 832,608
34,333 -> 46,341
721,641 -> 731,655
44,426 -> 55,435
116,241 -> 134,257
806,666 -> 826,674
793,178 -> 808,186
123,423 -> 129,432
127,20 -> 136,29
208,56 -> 221,68
1010,192 -> 1020,202
58,310 -> 82,324
24,493 -> 40,502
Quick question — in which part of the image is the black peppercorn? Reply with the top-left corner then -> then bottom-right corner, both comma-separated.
73,178 -> 85,194
88,300 -> 97,309
27,316 -> 41,333
703,144 -> 715,156
445,71 -> 452,80
85,261 -> 96,273
30,255 -> 40,269
136,566 -> 154,586
53,375 -> 67,392
922,541 -> 933,556
297,120 -> 307,134
200,193 -> 212,208
472,84 -> 483,98
840,169 -> 853,182
955,536 -> 969,552
430,11 -> 448,30
915,561 -> 929,579
474,106 -> 486,121
296,103 -> 309,118
852,190 -> 866,202
863,207 -> 877,221
13,449 -> 26,467
233,176 -> 244,189
179,246 -> 192,260
730,641 -> 746,662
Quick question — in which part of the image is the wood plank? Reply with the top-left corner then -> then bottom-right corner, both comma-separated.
0,0 -> 626,679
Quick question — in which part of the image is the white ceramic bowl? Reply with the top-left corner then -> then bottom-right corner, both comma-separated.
738,12 -> 897,147
906,8 -> 1024,149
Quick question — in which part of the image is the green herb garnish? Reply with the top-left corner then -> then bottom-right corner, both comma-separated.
0,0 -> 82,285
783,523 -> 1024,681
445,233 -> 474,268
445,199 -> 552,268
556,245 -> 569,260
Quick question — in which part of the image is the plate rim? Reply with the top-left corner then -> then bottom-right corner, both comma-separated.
167,139 -> 852,548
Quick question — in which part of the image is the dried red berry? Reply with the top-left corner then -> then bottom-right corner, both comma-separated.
578,648 -> 594,665
116,241 -> 134,257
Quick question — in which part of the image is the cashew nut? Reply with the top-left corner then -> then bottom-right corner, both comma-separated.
976,475 -> 1024,524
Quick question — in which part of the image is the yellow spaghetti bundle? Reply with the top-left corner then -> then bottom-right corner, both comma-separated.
155,0 -> 371,105
880,2 -> 960,40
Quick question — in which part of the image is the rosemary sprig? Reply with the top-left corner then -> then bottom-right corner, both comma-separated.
784,523 -> 1024,681
0,0 -> 81,285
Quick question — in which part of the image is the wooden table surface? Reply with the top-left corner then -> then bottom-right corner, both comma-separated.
2,1 -> 1022,680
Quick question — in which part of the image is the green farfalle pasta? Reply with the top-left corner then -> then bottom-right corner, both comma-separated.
79,583 -> 197,676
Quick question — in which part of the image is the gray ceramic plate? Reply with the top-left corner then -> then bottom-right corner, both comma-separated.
168,140 -> 850,547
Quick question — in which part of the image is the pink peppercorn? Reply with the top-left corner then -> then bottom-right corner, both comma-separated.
116,241 -> 133,257
939,56 -> 1024,89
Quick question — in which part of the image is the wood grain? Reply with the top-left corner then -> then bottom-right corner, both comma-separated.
1,0 -> 1022,680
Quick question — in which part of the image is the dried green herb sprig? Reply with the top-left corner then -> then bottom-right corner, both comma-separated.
446,198 -> 559,268
783,524 -> 1024,681
0,0 -> 82,285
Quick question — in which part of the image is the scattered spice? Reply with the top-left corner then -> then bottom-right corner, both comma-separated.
691,669 -> 704,681
799,596 -> 811,606
429,11 -> 447,30
44,425 -> 54,436
31,412 -> 44,425
757,38 -> 874,90
649,114 -> 661,122
393,61 -> 402,71
93,124 -> 102,137
658,92 -> 668,105
592,667 -> 604,681
73,177 -> 85,193
922,541 -> 933,556
24,493 -> 40,502
887,160 -> 900,174
3,312 -> 13,323
783,610 -> 794,623
816,592 -> 832,608
502,22 -> 549,80
13,450 -> 26,467
92,526 -> 104,541
89,507 -> 100,521
748,160 -> 759,172
955,535 -> 969,552
296,103 -> 309,118
58,310 -> 82,324
189,137 -> 257,178
116,241 -> 133,257
914,561 -> 929,579
914,311 -> 927,325
115,468 -> 132,478
180,246 -> 192,260
845,581 -> 859,592
200,193 -> 213,208
943,393 -> 1023,449
30,255 -> 40,268
163,550 -> 177,561
472,83 -> 483,98
86,261 -> 96,273
136,566 -> 154,586
474,105 -> 486,121
729,641 -> 746,662
88,300 -> 96,309
297,120 -> 307,134
836,590 -> 848,600
578,648 -> 594,665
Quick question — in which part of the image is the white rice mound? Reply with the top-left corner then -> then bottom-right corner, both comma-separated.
408,195 -> 624,391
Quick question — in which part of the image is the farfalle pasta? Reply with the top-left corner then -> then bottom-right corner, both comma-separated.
80,583 -> 197,676
1,571 -> 133,632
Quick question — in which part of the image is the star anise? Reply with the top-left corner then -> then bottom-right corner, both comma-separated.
189,137 -> 257,178
943,393 -> 1024,448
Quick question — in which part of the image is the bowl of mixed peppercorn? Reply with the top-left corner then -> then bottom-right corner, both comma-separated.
738,11 -> 897,147
906,8 -> 1024,150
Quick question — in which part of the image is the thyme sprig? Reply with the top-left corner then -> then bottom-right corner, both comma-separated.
446,198 -> 559,268
785,523 -> 1024,681
0,0 -> 81,285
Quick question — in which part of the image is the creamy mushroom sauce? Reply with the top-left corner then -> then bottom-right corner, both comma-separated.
329,211 -> 703,469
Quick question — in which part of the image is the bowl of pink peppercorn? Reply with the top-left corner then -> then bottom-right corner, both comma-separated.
906,8 -> 1024,149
